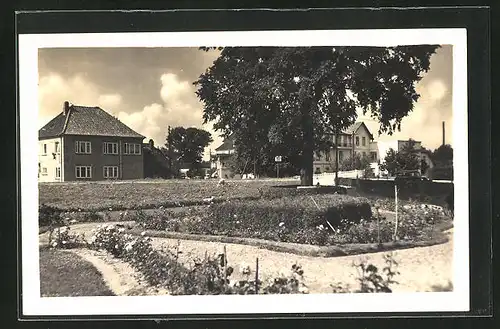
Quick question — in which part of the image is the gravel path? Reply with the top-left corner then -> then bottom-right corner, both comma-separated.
40,222 -> 453,294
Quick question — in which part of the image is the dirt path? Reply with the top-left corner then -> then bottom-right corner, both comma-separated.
150,229 -> 453,293
40,222 -> 453,294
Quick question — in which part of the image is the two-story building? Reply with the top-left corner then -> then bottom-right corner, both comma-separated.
211,121 -> 379,177
211,137 -> 236,178
38,101 -> 145,182
313,122 -> 379,173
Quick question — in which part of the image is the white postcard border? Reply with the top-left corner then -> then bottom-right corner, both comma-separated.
19,28 -> 469,316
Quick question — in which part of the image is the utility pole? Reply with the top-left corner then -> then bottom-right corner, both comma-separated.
167,125 -> 172,178
334,129 -> 339,186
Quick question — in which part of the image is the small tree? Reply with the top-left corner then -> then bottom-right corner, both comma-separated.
165,127 -> 213,174
380,140 -> 422,176
339,153 -> 372,171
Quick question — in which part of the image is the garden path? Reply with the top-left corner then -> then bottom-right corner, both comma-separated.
41,222 -> 453,294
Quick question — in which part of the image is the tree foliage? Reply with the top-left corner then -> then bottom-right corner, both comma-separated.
165,127 -> 213,171
431,144 -> 453,165
194,46 -> 439,185
339,153 -> 372,171
379,139 -> 426,176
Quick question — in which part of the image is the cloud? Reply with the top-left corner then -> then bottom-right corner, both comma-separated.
38,71 -> 222,160
117,73 -> 223,157
38,73 -> 126,127
97,94 -> 123,111
357,47 -> 453,150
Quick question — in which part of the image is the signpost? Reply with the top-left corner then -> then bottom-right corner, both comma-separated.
274,156 -> 282,178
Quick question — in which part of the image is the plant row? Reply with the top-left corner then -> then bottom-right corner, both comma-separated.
47,224 -> 400,294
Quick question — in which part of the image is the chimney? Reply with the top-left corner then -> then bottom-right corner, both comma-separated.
442,121 -> 445,146
63,101 -> 70,116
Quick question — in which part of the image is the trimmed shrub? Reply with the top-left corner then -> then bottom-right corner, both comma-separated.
258,185 -> 347,200
136,195 -> 372,246
39,204 -> 63,227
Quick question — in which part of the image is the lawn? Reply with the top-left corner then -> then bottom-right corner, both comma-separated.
39,179 -> 298,211
39,248 -> 114,297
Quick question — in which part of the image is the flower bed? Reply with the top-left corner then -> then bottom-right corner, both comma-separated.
135,195 -> 377,245
134,195 -> 451,246
86,224 -> 308,295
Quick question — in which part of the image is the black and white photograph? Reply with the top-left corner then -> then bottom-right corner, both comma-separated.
19,27 -> 470,316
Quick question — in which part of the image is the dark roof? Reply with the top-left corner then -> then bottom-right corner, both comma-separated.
341,122 -> 373,139
215,136 -> 235,151
39,105 -> 145,139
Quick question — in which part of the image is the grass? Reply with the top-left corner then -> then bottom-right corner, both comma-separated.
39,248 -> 115,297
39,179 -> 297,212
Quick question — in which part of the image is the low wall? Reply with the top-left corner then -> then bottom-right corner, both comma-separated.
340,178 -> 453,201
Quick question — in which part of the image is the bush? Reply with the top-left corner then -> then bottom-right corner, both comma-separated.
136,195 -> 372,246
39,204 -> 63,227
332,254 -> 400,293
87,225 -> 308,295
49,226 -> 87,249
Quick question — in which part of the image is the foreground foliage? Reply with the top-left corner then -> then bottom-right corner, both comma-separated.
48,224 -> 400,295
135,196 -> 449,246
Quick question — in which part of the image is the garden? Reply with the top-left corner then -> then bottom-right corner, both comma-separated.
38,179 -> 454,296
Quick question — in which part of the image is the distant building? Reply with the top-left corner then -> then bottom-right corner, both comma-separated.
314,122 -> 379,174
211,137 -> 236,178
38,101 -> 145,182
211,121 -> 380,177
376,139 -> 434,176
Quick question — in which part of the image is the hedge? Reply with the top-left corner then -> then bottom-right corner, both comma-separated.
136,195 -> 373,246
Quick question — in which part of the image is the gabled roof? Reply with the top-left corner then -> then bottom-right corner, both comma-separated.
215,136 -> 235,151
341,122 -> 374,139
39,104 -> 145,139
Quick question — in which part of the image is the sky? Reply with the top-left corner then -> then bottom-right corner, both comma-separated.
38,45 -> 453,159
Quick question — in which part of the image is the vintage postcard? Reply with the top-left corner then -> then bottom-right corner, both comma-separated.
18,28 -> 469,317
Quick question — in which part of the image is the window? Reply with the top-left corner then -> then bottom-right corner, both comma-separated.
42,144 -> 47,155
41,167 -> 47,175
362,137 -> 366,146
325,151 -> 331,162
55,167 -> 61,178
103,166 -> 119,179
355,136 -> 360,146
75,141 -> 91,154
342,136 -> 347,147
75,166 -> 92,178
54,142 -> 60,153
103,142 -> 119,155
124,143 -> 141,155
371,152 -> 377,161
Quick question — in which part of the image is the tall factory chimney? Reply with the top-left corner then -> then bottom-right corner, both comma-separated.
442,121 -> 445,146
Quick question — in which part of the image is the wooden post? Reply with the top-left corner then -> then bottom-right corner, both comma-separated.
223,245 -> 227,286
394,183 -> 399,241
377,208 -> 381,245
255,257 -> 259,294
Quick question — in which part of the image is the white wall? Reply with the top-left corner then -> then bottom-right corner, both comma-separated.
38,137 -> 63,182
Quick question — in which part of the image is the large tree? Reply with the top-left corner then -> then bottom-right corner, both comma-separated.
194,46 -> 439,185
164,126 -> 213,173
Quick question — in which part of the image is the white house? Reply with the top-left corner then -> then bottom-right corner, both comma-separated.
314,122 -> 379,174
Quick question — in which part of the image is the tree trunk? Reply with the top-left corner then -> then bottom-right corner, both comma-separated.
300,106 -> 314,186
